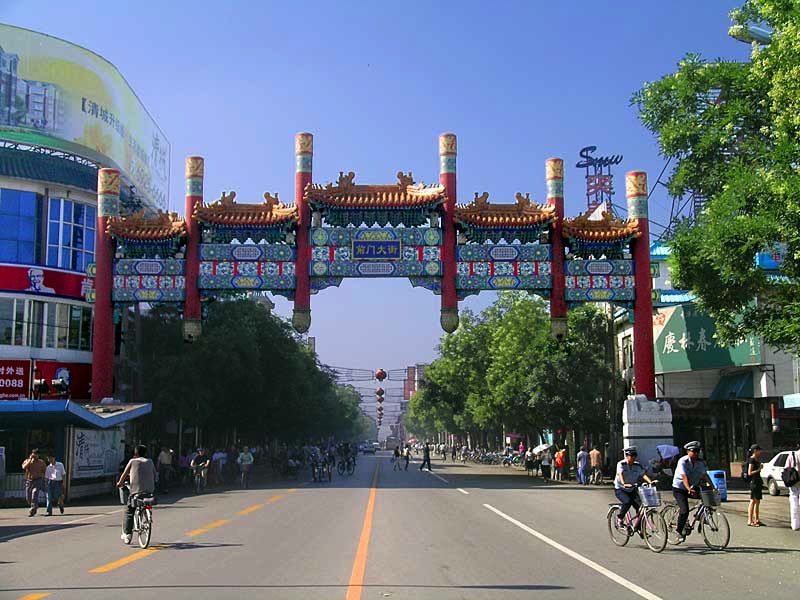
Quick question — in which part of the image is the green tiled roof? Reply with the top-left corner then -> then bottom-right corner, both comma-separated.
0,146 -> 97,191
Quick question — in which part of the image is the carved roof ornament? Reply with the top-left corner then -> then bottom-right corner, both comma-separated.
107,209 -> 187,241
194,189 -> 298,226
562,210 -> 641,242
454,191 -> 556,227
306,170 -> 446,209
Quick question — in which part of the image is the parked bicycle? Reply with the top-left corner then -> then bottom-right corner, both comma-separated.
662,487 -> 730,550
607,483 -> 668,553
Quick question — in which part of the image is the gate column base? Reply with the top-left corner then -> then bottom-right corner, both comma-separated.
292,309 -> 311,333
183,319 -> 202,343
440,308 -> 459,333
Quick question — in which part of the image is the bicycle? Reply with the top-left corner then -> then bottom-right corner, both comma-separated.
337,455 -> 355,476
240,464 -> 252,489
661,487 -> 730,550
193,466 -> 208,494
607,483 -> 668,553
121,488 -> 154,549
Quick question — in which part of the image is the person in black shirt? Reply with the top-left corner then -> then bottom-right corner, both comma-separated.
747,444 -> 764,526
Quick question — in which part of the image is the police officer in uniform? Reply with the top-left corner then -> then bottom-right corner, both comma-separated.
614,446 -> 656,526
672,440 -> 713,544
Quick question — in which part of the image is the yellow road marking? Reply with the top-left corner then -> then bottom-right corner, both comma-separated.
89,545 -> 164,573
345,463 -> 380,600
185,518 -> 230,537
18,594 -> 51,600
237,503 -> 265,516
287,488 -> 297,493
268,494 -> 284,503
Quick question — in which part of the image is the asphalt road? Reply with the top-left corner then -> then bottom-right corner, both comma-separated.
2,452 -> 799,600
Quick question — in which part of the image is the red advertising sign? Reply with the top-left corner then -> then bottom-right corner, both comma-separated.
34,361 -> 92,400
0,264 -> 93,301
0,359 -> 31,400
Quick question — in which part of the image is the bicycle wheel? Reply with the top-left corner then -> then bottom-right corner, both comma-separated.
701,508 -> 730,550
642,508 -> 668,553
607,506 -> 631,547
327,466 -> 332,482
137,507 -> 152,548
347,460 -> 355,476
337,461 -> 345,476
661,504 -> 683,545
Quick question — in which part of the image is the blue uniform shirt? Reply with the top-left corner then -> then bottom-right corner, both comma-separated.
672,455 -> 707,490
615,459 -> 646,490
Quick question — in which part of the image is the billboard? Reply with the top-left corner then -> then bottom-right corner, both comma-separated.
653,304 -> 761,373
0,263 -> 93,301
0,24 -> 169,210
72,427 -> 124,479
0,359 -> 30,399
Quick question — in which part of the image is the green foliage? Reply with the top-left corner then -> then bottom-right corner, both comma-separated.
404,293 -> 621,440
632,0 -> 800,350
139,300 -> 367,443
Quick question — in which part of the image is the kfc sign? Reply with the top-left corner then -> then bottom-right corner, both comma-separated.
34,361 -> 92,400
0,264 -> 93,301
0,359 -> 31,400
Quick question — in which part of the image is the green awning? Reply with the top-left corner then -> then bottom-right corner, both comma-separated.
710,371 -> 754,401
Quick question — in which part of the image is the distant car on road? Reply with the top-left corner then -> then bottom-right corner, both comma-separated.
372,442 -> 381,452
761,451 -> 793,496
361,442 -> 376,454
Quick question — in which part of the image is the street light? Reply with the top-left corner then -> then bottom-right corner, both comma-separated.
728,24 -> 772,45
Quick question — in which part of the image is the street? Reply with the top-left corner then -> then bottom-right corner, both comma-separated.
2,452 -> 798,600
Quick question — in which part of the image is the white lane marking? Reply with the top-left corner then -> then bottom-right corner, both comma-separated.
0,508 -> 126,542
428,471 -> 449,484
483,504 -> 664,600
457,488 -> 469,495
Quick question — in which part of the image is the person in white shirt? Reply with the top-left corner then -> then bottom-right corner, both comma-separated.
44,454 -> 66,516
787,442 -> 800,531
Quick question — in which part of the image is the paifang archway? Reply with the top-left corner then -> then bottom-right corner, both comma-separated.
89,133 -> 655,403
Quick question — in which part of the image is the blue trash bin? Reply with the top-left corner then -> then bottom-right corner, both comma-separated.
708,470 -> 727,501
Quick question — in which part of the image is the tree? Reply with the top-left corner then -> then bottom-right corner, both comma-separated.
632,0 -> 800,350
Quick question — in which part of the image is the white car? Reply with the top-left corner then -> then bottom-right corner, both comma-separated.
761,451 -> 792,496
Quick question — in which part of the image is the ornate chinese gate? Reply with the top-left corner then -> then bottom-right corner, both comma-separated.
90,133 -> 655,403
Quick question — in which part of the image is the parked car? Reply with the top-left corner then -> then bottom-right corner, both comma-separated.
761,451 -> 792,496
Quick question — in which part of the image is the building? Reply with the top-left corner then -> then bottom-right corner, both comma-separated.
614,241 -> 800,474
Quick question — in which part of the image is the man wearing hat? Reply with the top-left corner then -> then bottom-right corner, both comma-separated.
672,441 -> 713,543
614,446 -> 656,526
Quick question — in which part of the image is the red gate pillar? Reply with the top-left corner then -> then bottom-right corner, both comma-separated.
91,168 -> 120,400
439,133 -> 459,333
546,158 -> 567,339
293,132 -> 313,333
183,156 -> 204,342
626,170 -> 656,399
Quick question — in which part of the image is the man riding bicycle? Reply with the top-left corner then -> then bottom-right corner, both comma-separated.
614,446 -> 657,527
237,446 -> 254,488
191,448 -> 212,490
116,444 -> 157,544
672,440 -> 713,544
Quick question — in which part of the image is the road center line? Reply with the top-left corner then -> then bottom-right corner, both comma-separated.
457,488 -> 469,495
483,504 -> 663,600
237,503 -> 265,516
185,518 -> 230,538
268,494 -> 284,503
89,544 -> 165,573
17,594 -> 51,600
345,461 -> 380,600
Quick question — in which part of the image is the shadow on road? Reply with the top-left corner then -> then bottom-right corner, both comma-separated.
0,522 -> 90,542
1,583 -> 570,593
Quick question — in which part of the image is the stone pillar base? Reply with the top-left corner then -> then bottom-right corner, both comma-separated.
622,394 -> 674,466
440,308 -> 459,333
182,319 -> 202,343
292,309 -> 311,333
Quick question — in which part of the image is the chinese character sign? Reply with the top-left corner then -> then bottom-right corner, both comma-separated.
576,146 -> 623,213
0,359 -> 30,399
652,305 -> 761,373
352,240 -> 402,260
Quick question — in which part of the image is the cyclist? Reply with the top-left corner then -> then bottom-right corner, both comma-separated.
671,440 -> 713,544
614,446 -> 657,528
237,446 -> 254,489
191,448 -> 212,491
116,444 -> 156,544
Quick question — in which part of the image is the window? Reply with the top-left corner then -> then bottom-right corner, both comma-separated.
775,453 -> 788,468
0,188 -> 39,264
0,296 -> 92,351
46,197 -> 96,272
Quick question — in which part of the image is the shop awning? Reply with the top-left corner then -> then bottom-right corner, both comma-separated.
710,371 -> 754,402
0,399 -> 152,429
783,393 -> 800,409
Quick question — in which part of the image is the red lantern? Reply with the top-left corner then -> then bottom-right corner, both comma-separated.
376,396 -> 384,404
376,387 -> 385,396
375,369 -> 387,381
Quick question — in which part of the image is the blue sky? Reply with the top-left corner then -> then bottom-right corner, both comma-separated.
2,1 -> 749,382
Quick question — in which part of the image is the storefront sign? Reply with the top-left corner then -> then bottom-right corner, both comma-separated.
72,427 -> 124,479
352,240 -> 402,260
653,304 -> 761,373
0,359 -> 30,399
0,264 -> 93,300
34,361 -> 91,400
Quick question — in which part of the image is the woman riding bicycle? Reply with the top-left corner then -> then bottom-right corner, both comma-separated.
614,446 -> 657,527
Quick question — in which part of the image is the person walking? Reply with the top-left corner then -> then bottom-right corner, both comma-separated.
420,442 -> 432,472
554,448 -> 565,481
524,447 -> 535,477
589,445 -> 603,484
22,449 -> 46,517
393,446 -> 401,471
451,444 -> 457,462
787,441 -> 800,531
403,444 -> 411,470
577,447 -> 589,485
44,454 -> 66,516
540,450 -> 551,482
746,444 -> 764,527
156,446 -> 173,493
